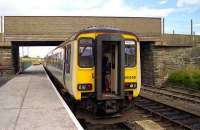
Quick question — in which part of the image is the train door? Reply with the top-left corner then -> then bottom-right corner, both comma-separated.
102,44 -> 117,94
96,34 -> 125,100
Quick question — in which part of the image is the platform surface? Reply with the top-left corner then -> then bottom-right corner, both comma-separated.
0,65 -> 80,130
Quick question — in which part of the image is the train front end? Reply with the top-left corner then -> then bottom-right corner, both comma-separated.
74,28 -> 141,114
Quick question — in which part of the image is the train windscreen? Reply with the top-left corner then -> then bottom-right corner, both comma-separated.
125,41 -> 136,67
78,38 -> 94,68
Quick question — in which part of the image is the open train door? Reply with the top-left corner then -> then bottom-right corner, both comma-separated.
95,34 -> 125,101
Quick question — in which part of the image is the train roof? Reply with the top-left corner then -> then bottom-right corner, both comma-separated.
76,26 -> 137,37
57,26 -> 139,50
46,27 -> 138,57
66,26 -> 138,42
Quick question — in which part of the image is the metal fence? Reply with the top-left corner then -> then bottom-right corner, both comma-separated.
161,34 -> 200,45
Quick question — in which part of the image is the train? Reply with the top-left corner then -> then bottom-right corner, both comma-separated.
44,27 -> 141,115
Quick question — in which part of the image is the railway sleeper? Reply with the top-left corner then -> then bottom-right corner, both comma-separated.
161,111 -> 180,116
170,114 -> 192,120
135,102 -> 158,108
177,118 -> 200,129
190,123 -> 200,130
146,105 -> 164,110
153,108 -> 173,113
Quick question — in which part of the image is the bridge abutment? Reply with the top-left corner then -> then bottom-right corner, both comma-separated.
152,45 -> 193,87
0,45 -> 14,76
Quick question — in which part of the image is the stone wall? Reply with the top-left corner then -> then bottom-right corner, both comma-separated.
140,42 -> 154,87
152,46 -> 193,87
0,47 -> 14,76
190,47 -> 200,66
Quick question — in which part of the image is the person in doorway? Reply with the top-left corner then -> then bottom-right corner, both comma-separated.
102,56 -> 110,93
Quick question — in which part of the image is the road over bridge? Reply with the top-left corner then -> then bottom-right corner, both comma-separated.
0,16 -> 200,87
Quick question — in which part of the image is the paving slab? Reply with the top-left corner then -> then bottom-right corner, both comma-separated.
0,65 -> 81,130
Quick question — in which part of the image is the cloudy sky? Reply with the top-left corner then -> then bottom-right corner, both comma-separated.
1,0 -> 200,57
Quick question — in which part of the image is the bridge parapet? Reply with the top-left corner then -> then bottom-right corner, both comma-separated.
161,34 -> 200,46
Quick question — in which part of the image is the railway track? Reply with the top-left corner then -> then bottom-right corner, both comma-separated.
135,96 -> 200,130
162,87 -> 200,99
142,87 -> 200,104
47,68 -> 200,130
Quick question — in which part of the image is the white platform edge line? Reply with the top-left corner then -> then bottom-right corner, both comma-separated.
43,66 -> 84,130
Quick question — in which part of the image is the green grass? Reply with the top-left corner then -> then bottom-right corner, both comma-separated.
168,66 -> 200,90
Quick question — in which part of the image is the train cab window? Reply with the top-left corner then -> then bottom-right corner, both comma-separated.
66,45 -> 71,73
78,38 -> 94,68
125,41 -> 136,67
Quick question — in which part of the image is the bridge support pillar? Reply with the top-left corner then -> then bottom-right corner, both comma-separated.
0,45 -> 14,76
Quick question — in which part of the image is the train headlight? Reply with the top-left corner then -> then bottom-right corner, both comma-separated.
130,84 -> 134,88
77,84 -> 92,91
124,83 -> 137,89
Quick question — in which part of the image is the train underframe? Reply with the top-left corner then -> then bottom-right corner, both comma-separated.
77,94 -> 134,115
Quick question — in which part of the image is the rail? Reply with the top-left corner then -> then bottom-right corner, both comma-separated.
135,96 -> 200,130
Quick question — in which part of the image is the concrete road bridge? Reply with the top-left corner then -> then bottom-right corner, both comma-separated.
0,16 -> 200,87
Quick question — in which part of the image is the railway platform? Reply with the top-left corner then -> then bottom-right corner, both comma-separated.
0,65 -> 83,130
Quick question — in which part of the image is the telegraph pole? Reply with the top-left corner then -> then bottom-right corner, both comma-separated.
0,16 -> 2,32
0,16 -> 2,33
1,16 -> 3,42
191,19 -> 193,35
162,18 -> 165,34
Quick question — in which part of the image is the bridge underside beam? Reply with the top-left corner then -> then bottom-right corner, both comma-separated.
12,41 -> 63,46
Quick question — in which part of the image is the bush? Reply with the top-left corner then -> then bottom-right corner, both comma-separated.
168,66 -> 200,90
20,58 -> 32,71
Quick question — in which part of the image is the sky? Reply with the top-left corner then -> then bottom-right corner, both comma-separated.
19,46 -> 56,58
0,0 -> 200,57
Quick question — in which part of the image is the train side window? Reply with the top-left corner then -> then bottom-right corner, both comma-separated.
66,45 -> 71,73
125,41 -> 136,67
78,38 -> 94,68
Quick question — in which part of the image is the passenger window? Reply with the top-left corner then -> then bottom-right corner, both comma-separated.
79,38 -> 94,68
66,45 -> 71,73
125,41 -> 136,67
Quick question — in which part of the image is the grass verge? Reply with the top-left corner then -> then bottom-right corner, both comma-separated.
168,66 -> 200,90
